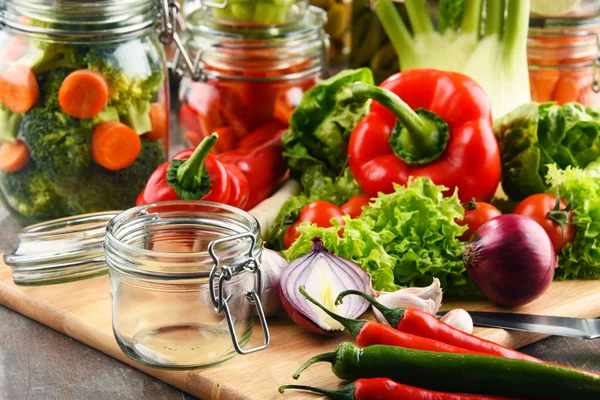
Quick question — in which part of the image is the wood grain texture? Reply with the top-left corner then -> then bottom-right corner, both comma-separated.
2,260 -> 600,400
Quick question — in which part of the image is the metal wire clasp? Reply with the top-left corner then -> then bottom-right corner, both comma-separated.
156,0 -> 205,81
207,232 -> 270,355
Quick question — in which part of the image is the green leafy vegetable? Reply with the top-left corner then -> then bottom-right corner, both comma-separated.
283,177 -> 475,295
546,163 -> 600,280
267,165 -> 362,250
375,0 -> 531,118
283,68 -> 374,178
494,102 -> 600,201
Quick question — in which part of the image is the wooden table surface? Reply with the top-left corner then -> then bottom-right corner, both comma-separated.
1,205 -> 599,400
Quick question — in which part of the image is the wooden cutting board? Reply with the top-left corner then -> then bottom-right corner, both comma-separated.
1,260 -> 600,400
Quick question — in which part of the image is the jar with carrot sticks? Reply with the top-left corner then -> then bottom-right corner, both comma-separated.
0,0 -> 172,225
178,6 -> 327,153
528,15 -> 600,107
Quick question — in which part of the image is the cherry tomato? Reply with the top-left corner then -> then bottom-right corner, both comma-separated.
514,193 -> 575,254
284,201 -> 344,249
456,201 -> 502,241
340,194 -> 371,219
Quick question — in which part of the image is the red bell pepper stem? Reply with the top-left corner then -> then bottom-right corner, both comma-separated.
336,290 -> 541,363
298,286 -> 484,356
176,133 -> 217,192
280,378 -> 521,400
349,81 -> 449,165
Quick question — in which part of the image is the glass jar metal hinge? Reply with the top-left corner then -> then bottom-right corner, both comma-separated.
208,232 -> 270,354
157,0 -> 206,81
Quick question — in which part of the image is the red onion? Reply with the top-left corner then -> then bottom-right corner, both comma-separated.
463,214 -> 557,306
279,237 -> 372,335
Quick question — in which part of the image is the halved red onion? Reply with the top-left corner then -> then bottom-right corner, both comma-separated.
279,237 -> 372,335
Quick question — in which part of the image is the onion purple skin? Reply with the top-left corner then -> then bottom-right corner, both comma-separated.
463,214 -> 558,307
279,238 -> 372,335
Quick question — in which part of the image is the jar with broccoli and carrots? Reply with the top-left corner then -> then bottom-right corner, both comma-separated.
0,0 -> 170,224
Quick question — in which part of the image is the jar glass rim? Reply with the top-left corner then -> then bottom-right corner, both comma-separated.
104,200 -> 262,279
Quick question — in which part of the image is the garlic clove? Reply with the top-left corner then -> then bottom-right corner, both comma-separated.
440,308 -> 473,334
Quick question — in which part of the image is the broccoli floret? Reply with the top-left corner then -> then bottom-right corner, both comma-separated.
62,138 -> 166,214
17,43 -> 87,75
0,161 -> 68,221
119,99 -> 152,134
0,104 -> 23,144
83,41 -> 164,133
20,106 -> 94,182
92,106 -> 120,125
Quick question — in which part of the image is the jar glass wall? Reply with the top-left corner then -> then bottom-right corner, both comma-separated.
0,0 -> 170,225
179,7 -> 326,152
105,201 -> 267,369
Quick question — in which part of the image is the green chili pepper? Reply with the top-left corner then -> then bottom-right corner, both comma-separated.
294,342 -> 600,399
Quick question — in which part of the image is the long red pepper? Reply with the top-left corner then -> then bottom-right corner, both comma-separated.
280,378 -> 521,400
299,287 -> 485,356
336,290 -> 541,363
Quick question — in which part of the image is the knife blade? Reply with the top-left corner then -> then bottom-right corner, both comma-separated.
440,311 -> 600,339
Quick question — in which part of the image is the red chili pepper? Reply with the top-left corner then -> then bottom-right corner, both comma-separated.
299,287 -> 484,356
136,133 -> 231,205
280,378 -> 521,400
348,69 -> 501,203
217,144 -> 286,210
336,290 -> 541,363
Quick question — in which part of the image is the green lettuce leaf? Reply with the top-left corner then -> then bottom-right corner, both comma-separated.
495,102 -> 600,201
546,163 -> 600,280
283,177 -> 476,296
282,68 -> 374,178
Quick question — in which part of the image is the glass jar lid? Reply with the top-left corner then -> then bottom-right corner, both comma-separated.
0,0 -> 158,38
3,212 -> 118,285
183,6 -> 327,81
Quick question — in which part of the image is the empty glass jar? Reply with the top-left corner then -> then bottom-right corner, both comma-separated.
105,201 -> 270,369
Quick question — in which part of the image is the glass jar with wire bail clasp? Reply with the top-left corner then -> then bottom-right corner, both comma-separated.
0,0 -> 187,225
104,201 -> 270,369
176,7 -> 327,158
528,15 -> 600,107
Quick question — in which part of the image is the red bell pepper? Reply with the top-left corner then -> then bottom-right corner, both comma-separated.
136,134 -> 231,206
217,141 -> 287,210
348,69 -> 501,202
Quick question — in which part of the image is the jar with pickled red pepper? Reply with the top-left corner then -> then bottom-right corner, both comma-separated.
0,0 -> 173,225
179,7 -> 327,154
528,15 -> 600,107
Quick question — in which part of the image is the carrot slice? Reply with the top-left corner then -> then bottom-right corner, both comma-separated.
552,74 -> 585,105
529,69 -> 560,103
147,103 -> 168,140
58,69 -> 109,119
0,65 -> 39,113
91,121 -> 141,171
0,140 -> 30,173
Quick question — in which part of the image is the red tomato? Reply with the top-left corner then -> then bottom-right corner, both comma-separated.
340,194 -> 371,219
283,201 -> 344,249
456,201 -> 502,241
514,193 -> 576,254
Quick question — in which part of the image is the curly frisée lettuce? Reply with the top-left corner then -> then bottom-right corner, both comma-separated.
284,178 -> 477,296
546,164 -> 600,280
